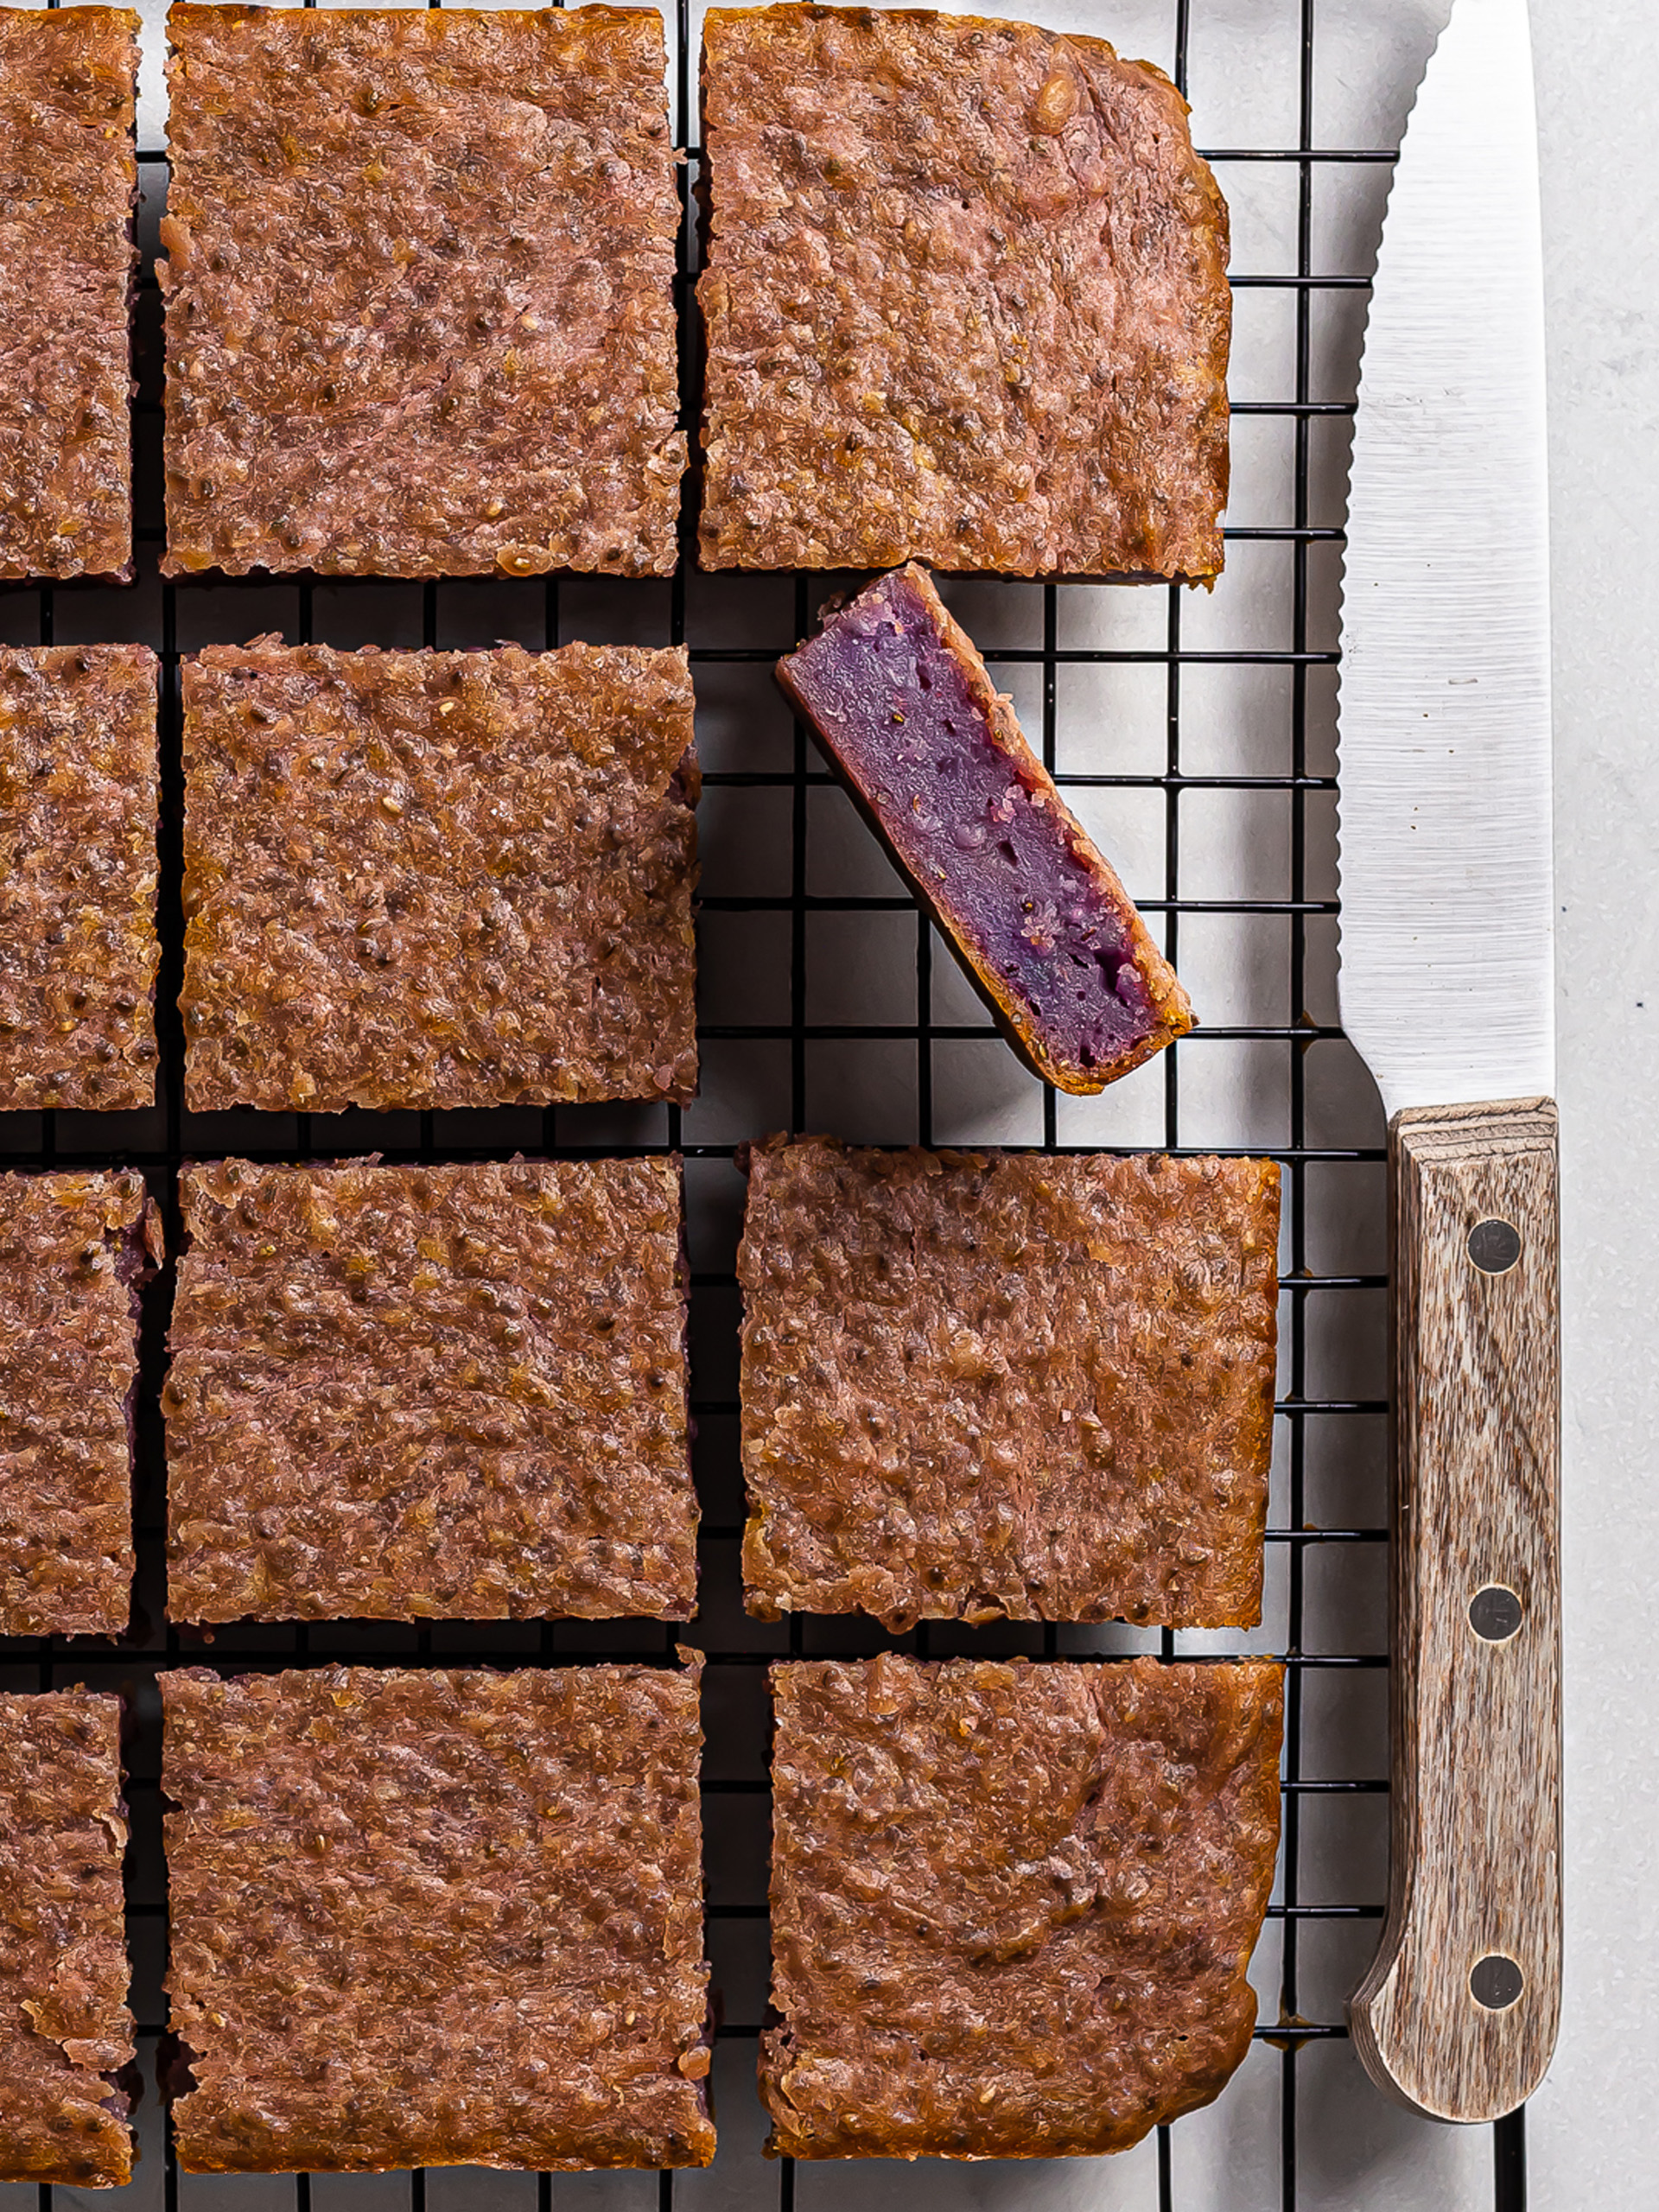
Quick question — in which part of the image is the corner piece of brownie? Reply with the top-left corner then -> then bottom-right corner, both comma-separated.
181,640 -> 697,1111
165,1155 -> 696,1624
0,645 -> 160,1110
163,1662 -> 715,2173
778,565 -> 1192,1090
763,1655 -> 1283,2161
740,1137 -> 1280,1630
699,4 -> 1230,577
0,9 -> 137,581
0,1691 -> 135,2185
0,1170 -> 160,1638
162,4 -> 685,579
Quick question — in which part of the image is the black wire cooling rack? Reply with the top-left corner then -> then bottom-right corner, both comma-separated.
0,1 -> 1530,2209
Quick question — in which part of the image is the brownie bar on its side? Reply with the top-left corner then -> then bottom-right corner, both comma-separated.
181,641 -> 697,1111
779,566 -> 1192,1091
0,1692 -> 135,2185
165,1156 -> 696,1624
0,10 -> 137,581
740,1137 -> 1280,1631
0,646 -> 160,1110
0,1171 -> 160,1638
764,1656 -> 1283,2161
162,5 -> 684,578
164,1664 -> 715,2172
699,4 -> 1230,578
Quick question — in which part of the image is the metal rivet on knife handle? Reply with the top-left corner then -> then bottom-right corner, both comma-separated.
1466,1217 -> 1523,1274
1470,1955 -> 1526,2012
1468,1585 -> 1523,1643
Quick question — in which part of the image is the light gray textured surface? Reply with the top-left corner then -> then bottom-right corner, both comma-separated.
1530,0 -> 1659,2201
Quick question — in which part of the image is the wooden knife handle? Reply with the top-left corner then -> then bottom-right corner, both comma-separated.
1347,1097 -> 1561,2123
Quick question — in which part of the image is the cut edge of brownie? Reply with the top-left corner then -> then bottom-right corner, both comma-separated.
164,1153 -> 698,1625
161,1656 -> 716,2173
736,1135 -> 1280,1632
0,644 -> 162,1112
158,5 -> 685,581
0,1688 -> 136,2186
696,6 -> 1230,581
0,9 -> 139,584
778,568 -> 1194,1093
0,1168 -> 161,1638
177,639 -> 700,1113
760,1653 -> 1285,2162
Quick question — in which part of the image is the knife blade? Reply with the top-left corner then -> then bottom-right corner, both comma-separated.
1337,0 -> 1561,2126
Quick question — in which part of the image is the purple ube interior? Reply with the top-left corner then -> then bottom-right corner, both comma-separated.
784,575 -> 1158,1073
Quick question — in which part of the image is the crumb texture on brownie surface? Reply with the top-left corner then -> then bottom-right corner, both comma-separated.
165,1156 -> 696,1622
163,1664 -> 715,2173
779,565 -> 1193,1090
0,1691 -> 135,2185
161,5 -> 684,578
0,647 -> 160,1109
181,640 -> 697,1111
740,1137 -> 1280,1630
763,1655 -> 1283,2161
0,9 -> 136,581
0,1171 -> 159,1638
699,4 -> 1230,576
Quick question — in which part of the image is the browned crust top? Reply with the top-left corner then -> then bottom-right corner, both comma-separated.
699,4 -> 1230,576
740,1137 -> 1281,1630
0,10 -> 137,581
763,1655 -> 1283,2160
0,646 -> 159,1110
162,5 -> 684,579
165,1156 -> 696,1624
0,1171 -> 159,1638
0,1690 -> 134,2185
163,1663 -> 715,2173
779,564 -> 1194,1088
180,641 -> 698,1112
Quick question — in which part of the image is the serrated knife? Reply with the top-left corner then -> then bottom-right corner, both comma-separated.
1338,0 -> 1559,2125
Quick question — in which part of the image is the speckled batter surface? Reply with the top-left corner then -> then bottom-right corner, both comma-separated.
162,5 -> 684,579
0,646 -> 159,1110
0,10 -> 136,581
699,5 -> 1230,576
0,1691 -> 135,2185
165,1156 -> 696,1623
778,565 -> 1193,1089
741,1138 -> 1280,1630
164,1664 -> 715,2173
181,641 -> 697,1112
763,1655 -> 1282,2160
0,1171 -> 159,1638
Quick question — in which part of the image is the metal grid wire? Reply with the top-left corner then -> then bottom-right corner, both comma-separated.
0,1 -> 1529,2209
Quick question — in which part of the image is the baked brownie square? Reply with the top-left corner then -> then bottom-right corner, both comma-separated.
741,1138 -> 1280,1630
0,10 -> 137,581
164,1664 -> 715,2172
0,646 -> 159,1109
0,1691 -> 135,2184
166,1156 -> 695,1623
764,1656 -> 1282,2160
0,1171 -> 159,1637
779,566 -> 1193,1090
162,5 -> 684,578
181,641 -> 697,1111
699,5 -> 1230,577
